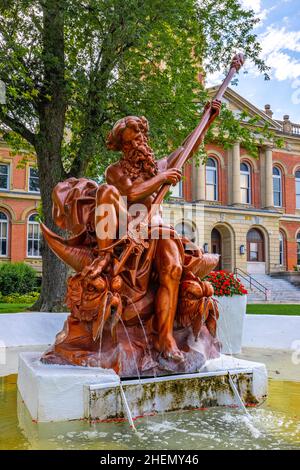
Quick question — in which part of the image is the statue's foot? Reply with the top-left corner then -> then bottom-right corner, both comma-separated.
163,348 -> 185,362
154,336 -> 185,362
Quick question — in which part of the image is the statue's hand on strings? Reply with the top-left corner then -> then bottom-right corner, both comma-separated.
162,168 -> 182,186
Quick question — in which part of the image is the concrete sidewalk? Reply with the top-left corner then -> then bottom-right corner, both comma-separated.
237,347 -> 300,382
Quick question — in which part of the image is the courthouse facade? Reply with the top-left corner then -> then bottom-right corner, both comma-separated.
166,87 -> 300,275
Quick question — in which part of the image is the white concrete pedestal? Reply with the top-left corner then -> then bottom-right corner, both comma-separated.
17,352 -> 119,422
18,352 -> 267,423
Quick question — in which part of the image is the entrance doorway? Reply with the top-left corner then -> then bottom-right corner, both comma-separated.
246,227 -> 266,274
211,228 -> 222,270
211,224 -> 233,272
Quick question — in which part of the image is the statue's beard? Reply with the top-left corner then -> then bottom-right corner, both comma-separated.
120,143 -> 158,181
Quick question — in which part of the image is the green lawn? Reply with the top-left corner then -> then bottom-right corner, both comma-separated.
247,304 -> 300,315
1,302 -> 300,315
0,304 -> 31,314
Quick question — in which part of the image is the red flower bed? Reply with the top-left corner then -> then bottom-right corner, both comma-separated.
204,270 -> 247,297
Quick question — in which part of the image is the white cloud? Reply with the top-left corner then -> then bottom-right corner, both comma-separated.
239,0 -> 270,25
205,70 -> 224,87
260,27 -> 300,81
240,0 -> 262,14
207,4 -> 300,88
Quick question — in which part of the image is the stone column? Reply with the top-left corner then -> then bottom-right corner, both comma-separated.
265,145 -> 273,209
192,159 -> 206,201
232,141 -> 241,205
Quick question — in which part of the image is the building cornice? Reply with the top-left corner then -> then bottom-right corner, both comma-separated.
203,204 -> 281,218
0,190 -> 40,200
280,214 -> 300,222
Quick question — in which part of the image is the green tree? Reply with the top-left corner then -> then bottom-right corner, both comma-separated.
0,0 -> 268,311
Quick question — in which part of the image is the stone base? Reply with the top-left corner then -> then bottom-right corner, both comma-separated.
18,352 -> 267,423
17,352 -> 119,422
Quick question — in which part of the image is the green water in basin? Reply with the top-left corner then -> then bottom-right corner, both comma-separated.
0,375 -> 299,450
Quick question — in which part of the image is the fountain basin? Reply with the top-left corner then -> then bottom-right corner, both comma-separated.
18,352 -> 267,423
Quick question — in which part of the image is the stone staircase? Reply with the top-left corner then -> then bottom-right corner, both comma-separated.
242,273 -> 300,303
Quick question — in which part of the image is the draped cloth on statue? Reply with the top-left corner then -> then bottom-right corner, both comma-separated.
44,177 -> 218,324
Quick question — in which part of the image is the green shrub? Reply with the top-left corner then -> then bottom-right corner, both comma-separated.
0,291 -> 39,304
0,262 -> 37,295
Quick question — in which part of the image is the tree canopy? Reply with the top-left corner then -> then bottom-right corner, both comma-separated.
0,0 -> 269,174
0,0 -> 271,310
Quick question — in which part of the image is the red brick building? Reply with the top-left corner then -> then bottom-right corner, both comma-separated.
167,88 -> 300,274
0,141 -> 42,273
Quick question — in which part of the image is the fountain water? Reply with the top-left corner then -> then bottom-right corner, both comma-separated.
119,382 -> 138,433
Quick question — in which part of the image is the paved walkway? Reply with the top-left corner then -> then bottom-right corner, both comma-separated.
237,347 -> 300,382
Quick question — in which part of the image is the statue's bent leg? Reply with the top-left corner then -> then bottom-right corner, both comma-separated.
154,239 -> 183,361
95,183 -> 128,250
84,184 -> 128,277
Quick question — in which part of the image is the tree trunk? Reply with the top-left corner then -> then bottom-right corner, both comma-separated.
31,0 -> 68,312
31,145 -> 68,312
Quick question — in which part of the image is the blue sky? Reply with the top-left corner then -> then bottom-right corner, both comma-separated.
210,0 -> 300,123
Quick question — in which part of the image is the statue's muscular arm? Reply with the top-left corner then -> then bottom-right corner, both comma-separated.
105,164 -> 181,203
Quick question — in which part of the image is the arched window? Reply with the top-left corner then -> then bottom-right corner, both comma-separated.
206,157 -> 218,201
273,166 -> 282,207
279,231 -> 284,266
297,232 -> 300,266
240,162 -> 251,204
27,213 -> 41,257
295,170 -> 300,209
0,211 -> 8,257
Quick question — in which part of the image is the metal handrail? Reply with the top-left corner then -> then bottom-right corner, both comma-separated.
234,267 -> 269,300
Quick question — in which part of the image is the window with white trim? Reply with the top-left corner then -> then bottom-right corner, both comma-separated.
28,167 -> 40,193
297,233 -> 300,266
0,164 -> 9,190
273,166 -> 282,207
240,162 -> 251,204
170,180 -> 183,198
296,170 -> 300,209
206,157 -> 218,201
0,211 -> 8,256
27,213 -> 41,257
279,232 -> 284,266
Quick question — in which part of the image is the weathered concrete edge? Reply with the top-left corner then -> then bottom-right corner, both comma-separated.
84,359 -> 268,421
242,314 -> 300,350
